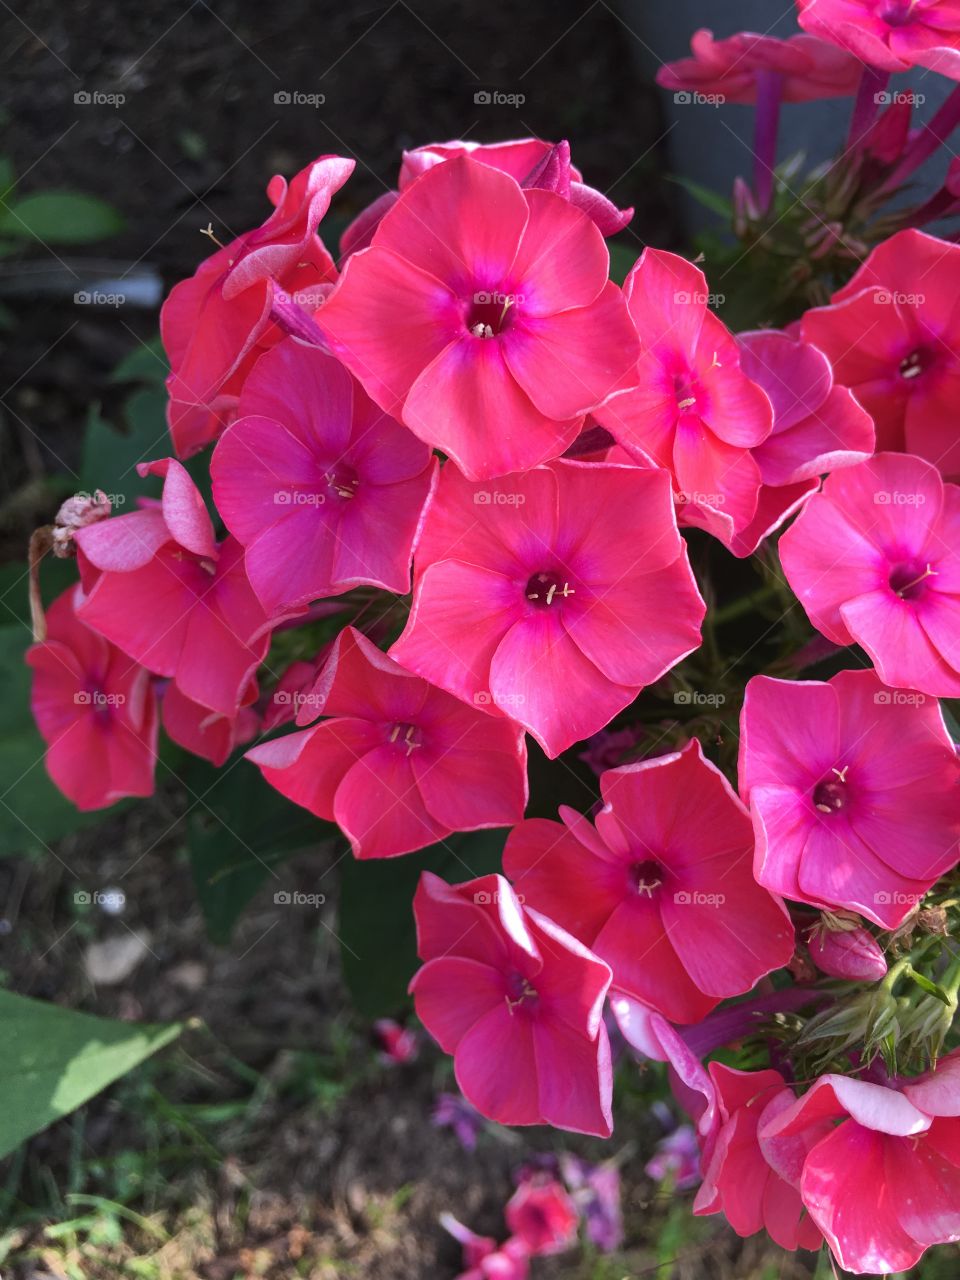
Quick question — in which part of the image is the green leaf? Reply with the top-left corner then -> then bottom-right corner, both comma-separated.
186,760 -> 335,944
906,968 -> 952,1006
0,989 -> 180,1158
338,828 -> 507,1017
109,335 -> 168,386
0,624 -> 105,854
0,192 -> 124,244
80,393 -> 167,509
608,239 -> 641,286
666,174 -> 733,219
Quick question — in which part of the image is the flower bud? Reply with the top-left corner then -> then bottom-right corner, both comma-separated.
807,918 -> 888,982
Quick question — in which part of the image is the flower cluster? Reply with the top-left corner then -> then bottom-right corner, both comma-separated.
25,19 -> 960,1271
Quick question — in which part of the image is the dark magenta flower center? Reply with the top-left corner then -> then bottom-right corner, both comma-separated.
525,570 -> 576,608
673,369 -> 700,414
879,0 -> 915,26
889,559 -> 937,601
898,347 -> 934,381
466,290 -> 518,339
324,462 -> 360,500
387,722 -> 423,755
505,971 -> 539,1013
630,858 -> 664,897
813,767 -> 849,814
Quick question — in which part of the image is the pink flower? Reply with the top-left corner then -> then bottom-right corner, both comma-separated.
738,668 -> 960,928
759,1054 -> 960,1272
806,914 -> 889,980
161,155 -> 353,457
211,338 -> 437,613
161,682 -> 259,767
340,137 -> 633,257
729,328 -> 875,557
779,452 -> 960,696
372,1018 -> 418,1064
319,155 -> 639,480
505,1178 -> 579,1256
657,28 -> 862,102
594,248 -> 773,542
26,586 -> 158,810
389,459 -> 705,758
800,229 -> 960,478
74,459 -> 282,718
503,740 -> 795,1024
694,1065 -> 825,1253
410,871 -> 613,1136
797,0 -> 960,76
440,1215 -> 530,1280
246,627 -> 527,859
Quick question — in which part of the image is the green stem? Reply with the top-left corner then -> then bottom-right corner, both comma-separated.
712,584 -> 781,627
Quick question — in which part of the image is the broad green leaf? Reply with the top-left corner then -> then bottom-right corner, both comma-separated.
109,335 -> 168,386
80,392 -> 167,508
0,192 -> 124,244
186,759 -> 335,944
338,828 -> 507,1017
0,989 -> 180,1158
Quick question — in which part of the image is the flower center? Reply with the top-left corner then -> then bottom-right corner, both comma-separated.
898,347 -> 933,381
505,972 -> 539,1014
525,570 -> 575,608
813,766 -> 849,814
387,722 -> 422,756
631,858 -> 663,897
674,370 -> 699,413
889,560 -> 938,601
466,291 -> 517,339
325,462 -> 359,501
879,0 -> 915,26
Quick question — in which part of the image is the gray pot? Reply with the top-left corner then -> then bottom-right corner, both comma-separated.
619,0 -> 952,232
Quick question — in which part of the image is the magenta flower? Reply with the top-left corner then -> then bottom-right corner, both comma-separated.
806,915 -> 888,981
694,1065 -> 825,1253
759,1054 -> 960,1273
505,1177 -> 579,1256
372,1018 -> 418,1064
319,155 -> 639,480
161,682 -> 259,767
161,154 -> 353,457
341,137 -> 633,258
729,328 -> 874,557
74,459 -> 281,718
797,0 -> 960,75
801,229 -> 960,478
211,338 -> 437,613
26,586 -> 158,810
503,740 -> 795,1024
559,1155 -> 623,1253
739,668 -> 960,928
657,28 -> 862,102
645,1126 -> 702,1192
409,872 -> 613,1136
432,1092 -> 485,1151
594,248 -> 774,542
246,627 -> 527,859
390,459 -> 705,758
440,1214 -> 529,1280
779,452 -> 960,697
